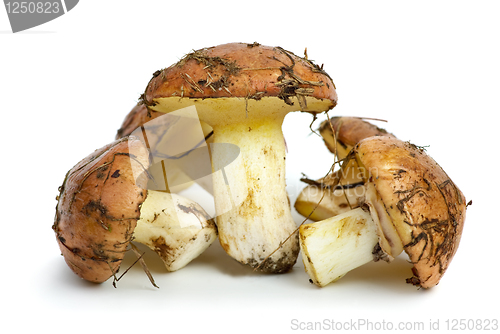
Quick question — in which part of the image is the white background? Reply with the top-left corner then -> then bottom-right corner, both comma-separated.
1,1 -> 498,333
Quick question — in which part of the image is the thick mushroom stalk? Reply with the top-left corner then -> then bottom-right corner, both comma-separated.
300,207 -> 379,286
143,43 -> 337,273
209,109 -> 293,271
299,136 -> 467,288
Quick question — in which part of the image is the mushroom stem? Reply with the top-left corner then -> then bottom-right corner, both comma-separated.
132,190 -> 217,272
300,207 -> 379,287
210,115 -> 299,273
298,166 -> 404,286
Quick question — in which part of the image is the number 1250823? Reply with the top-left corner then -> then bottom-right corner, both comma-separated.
5,2 -> 61,14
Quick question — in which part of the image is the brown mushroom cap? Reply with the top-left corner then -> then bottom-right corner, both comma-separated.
330,117 -> 393,146
320,117 -> 395,158
143,42 -> 337,122
354,136 -> 466,288
52,137 -> 150,283
115,102 -> 165,139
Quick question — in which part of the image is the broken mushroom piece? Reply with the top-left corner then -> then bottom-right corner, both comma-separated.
300,136 -> 467,288
52,136 -> 217,284
143,42 -> 337,273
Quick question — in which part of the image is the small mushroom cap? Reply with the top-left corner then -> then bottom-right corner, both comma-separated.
327,117 -> 393,148
320,117 -> 394,159
115,103 -> 165,139
354,136 -> 466,288
53,137 -> 150,283
143,43 -> 337,122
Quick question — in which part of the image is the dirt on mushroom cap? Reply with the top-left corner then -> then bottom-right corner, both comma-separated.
52,137 -> 150,283
354,136 -> 467,288
320,116 -> 395,157
142,42 -> 337,111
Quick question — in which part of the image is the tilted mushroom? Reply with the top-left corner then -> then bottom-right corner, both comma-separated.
142,42 -> 337,273
295,117 -> 394,221
299,136 -> 467,288
52,136 -> 217,284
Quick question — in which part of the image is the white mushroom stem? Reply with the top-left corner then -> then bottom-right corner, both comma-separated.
210,114 -> 298,272
300,207 -> 379,287
133,190 -> 217,272
299,182 -> 404,287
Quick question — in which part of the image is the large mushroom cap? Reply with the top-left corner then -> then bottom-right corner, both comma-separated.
354,136 -> 467,288
52,137 -> 150,283
143,42 -> 337,123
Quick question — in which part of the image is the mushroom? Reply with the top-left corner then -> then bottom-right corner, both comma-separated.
52,136 -> 217,284
299,136 -> 467,288
295,117 -> 394,221
142,42 -> 337,273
